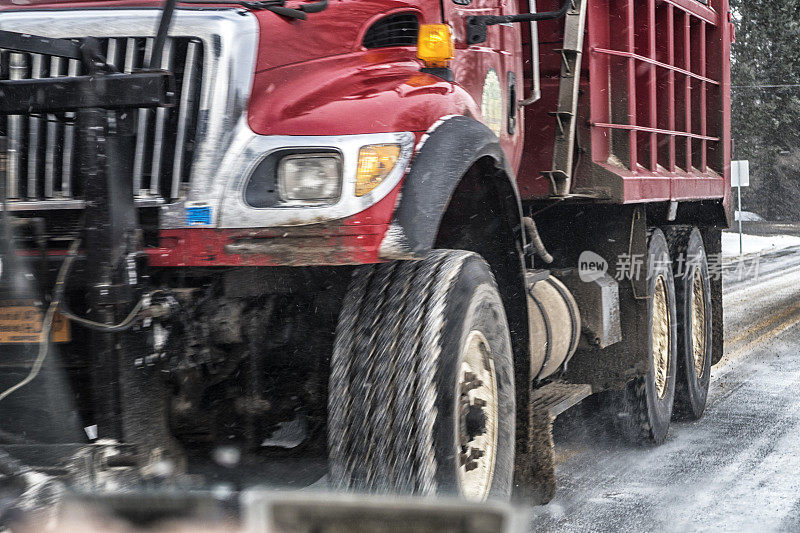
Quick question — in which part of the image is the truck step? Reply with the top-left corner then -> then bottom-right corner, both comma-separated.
514,382 -> 592,506
532,382 -> 592,419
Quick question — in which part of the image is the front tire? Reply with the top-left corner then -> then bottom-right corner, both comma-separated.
328,250 -> 515,501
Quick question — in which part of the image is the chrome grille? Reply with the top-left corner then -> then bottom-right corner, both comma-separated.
0,36 -> 204,206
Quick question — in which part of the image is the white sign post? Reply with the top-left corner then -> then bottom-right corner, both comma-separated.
731,160 -> 750,256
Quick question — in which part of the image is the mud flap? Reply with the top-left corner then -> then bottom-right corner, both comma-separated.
513,382 -> 591,505
561,205 -> 650,391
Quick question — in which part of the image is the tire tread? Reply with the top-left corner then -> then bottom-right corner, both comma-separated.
329,250 -> 476,494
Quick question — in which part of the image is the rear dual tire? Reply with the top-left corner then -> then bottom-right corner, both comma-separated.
617,226 -> 713,444
618,229 -> 678,444
666,226 -> 713,420
328,250 -> 515,501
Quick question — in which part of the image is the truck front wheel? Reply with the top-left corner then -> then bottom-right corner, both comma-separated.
618,229 -> 678,444
328,250 -> 515,501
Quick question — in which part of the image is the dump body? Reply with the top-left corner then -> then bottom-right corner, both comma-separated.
519,0 -> 732,215
0,0 -> 732,270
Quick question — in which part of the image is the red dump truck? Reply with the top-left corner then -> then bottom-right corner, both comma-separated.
0,0 -> 731,505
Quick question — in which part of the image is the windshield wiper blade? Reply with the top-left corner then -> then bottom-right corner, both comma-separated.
297,0 -> 327,13
178,0 -> 323,19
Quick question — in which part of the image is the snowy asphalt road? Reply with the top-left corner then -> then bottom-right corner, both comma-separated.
529,245 -> 800,532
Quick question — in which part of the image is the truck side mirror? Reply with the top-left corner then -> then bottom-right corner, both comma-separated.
465,0 -> 570,45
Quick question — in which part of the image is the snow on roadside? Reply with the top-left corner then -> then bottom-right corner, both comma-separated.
722,231 -> 800,257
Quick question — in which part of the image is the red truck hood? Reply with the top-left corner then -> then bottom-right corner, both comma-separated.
0,1 -> 435,72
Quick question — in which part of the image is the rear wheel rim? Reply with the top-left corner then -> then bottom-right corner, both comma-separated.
691,268 -> 708,378
652,275 -> 672,400
456,330 -> 498,501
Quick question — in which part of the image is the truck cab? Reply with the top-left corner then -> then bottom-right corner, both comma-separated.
0,0 -> 731,505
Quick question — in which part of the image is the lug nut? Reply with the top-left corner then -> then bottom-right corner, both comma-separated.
470,447 -> 485,460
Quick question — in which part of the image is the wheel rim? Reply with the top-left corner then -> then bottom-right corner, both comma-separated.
652,276 -> 672,400
691,268 -> 708,378
456,330 -> 498,501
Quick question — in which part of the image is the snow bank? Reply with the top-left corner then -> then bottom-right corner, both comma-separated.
722,232 -> 800,257
734,210 -> 765,221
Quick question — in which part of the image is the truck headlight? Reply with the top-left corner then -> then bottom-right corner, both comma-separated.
277,153 -> 342,203
237,133 -> 413,217
355,144 -> 402,197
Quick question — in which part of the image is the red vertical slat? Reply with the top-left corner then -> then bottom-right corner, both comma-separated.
589,0 -> 611,163
700,20 -> 708,172
668,4 -> 676,172
705,0 -> 731,191
684,11 -> 692,171
648,0 -> 657,171
627,0 -> 638,171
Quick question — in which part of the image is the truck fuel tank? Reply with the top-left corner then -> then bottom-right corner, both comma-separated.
526,272 -> 581,380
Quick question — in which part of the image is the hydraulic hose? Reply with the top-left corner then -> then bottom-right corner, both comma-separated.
58,298 -> 147,333
523,216 -> 554,264
0,138 -> 11,268
0,237 -> 80,403
149,0 -> 178,70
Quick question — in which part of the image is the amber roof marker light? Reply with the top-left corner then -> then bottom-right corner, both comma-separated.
417,24 -> 455,81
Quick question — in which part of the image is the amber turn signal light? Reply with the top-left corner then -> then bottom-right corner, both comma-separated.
355,144 -> 401,197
